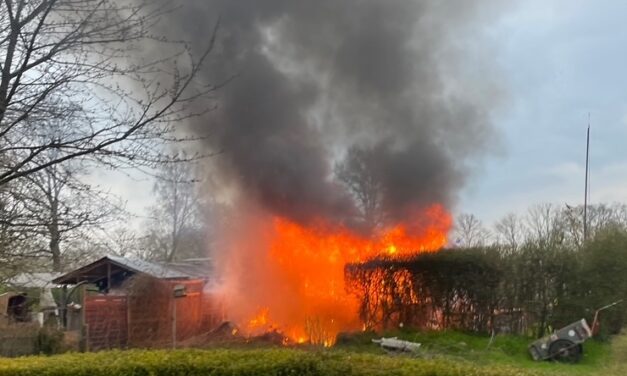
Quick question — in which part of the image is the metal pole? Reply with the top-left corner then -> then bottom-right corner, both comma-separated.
584,117 -> 590,243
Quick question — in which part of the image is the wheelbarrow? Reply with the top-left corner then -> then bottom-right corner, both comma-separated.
528,300 -> 622,363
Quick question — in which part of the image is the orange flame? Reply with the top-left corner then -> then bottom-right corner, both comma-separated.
222,204 -> 451,345
247,308 -> 270,331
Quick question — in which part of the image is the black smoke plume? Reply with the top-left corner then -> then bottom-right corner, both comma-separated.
160,0 -> 503,229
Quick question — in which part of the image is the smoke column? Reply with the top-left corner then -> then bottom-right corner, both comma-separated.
160,0 -> 503,226
153,0 -> 506,337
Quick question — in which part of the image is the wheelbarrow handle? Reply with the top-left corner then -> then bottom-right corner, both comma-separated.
591,300 -> 623,335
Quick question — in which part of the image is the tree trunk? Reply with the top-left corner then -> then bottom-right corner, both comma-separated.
50,225 -> 62,272
49,197 -> 62,272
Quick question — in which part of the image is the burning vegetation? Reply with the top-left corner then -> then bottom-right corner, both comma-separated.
219,205 -> 451,345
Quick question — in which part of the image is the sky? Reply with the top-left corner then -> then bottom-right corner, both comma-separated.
91,0 -> 627,230
459,0 -> 627,224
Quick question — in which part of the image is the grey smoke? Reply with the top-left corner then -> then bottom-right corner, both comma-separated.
162,0 -> 503,228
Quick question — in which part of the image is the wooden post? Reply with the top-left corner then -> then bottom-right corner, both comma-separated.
81,284 -> 88,352
172,296 -> 177,349
126,295 -> 131,348
60,285 -> 67,329
107,263 -> 112,293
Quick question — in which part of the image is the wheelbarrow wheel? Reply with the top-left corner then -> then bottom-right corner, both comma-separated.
548,339 -> 582,363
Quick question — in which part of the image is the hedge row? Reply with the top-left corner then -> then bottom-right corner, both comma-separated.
0,348 -> 543,376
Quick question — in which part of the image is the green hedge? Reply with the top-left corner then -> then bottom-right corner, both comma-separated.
0,348 -> 544,376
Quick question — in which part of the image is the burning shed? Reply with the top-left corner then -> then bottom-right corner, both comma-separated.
53,255 -> 222,351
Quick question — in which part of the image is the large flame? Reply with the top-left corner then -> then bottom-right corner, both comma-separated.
218,204 -> 452,345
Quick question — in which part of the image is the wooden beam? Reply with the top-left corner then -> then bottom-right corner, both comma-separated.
107,263 -> 111,292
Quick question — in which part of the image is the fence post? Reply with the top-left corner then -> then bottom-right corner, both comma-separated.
172,284 -> 186,349
172,296 -> 177,349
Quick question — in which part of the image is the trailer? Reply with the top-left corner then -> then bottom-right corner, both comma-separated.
528,300 -> 622,363
528,319 -> 591,363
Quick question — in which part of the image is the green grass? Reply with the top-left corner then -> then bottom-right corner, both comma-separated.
334,329 -> 611,375
601,333 -> 627,376
0,330 -> 622,375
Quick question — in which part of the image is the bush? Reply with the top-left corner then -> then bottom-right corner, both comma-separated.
0,348 -> 546,376
34,327 -> 65,355
345,248 -> 503,332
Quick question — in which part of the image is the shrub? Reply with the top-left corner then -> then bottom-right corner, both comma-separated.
0,348 -> 545,376
34,327 -> 65,355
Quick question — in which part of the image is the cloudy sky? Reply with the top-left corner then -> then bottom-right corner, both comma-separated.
460,0 -> 627,223
93,0 -> 627,229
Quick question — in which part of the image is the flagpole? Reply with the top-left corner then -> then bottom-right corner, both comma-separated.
583,114 -> 590,243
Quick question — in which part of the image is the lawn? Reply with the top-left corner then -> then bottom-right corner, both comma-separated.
0,331 -> 622,376
334,329 -> 611,375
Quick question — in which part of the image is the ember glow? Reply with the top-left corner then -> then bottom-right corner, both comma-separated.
225,204 -> 452,345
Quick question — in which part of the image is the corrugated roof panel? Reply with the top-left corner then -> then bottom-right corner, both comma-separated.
107,255 -> 190,279
53,255 -> 213,285
8,272 -> 63,288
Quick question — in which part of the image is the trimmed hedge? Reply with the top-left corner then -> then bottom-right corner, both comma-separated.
0,348 -> 544,376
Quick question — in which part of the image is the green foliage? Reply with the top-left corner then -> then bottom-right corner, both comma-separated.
347,225 -> 627,338
0,347 -> 549,376
505,242 -> 581,337
34,327 -> 65,355
579,227 -> 627,334
547,227 -> 627,337
0,329 -> 622,375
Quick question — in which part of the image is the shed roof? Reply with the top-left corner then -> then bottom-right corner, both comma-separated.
52,255 -> 212,285
8,272 -> 63,288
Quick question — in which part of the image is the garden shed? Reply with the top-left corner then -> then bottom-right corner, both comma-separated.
53,255 -> 223,351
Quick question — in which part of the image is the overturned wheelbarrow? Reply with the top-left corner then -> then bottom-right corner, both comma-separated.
528,319 -> 591,363
528,300 -> 622,363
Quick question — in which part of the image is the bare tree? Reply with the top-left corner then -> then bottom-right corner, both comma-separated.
0,181 -> 33,278
0,0 -> 220,186
526,203 -> 565,247
562,204 -> 584,248
587,202 -> 627,234
15,161 -> 122,271
494,212 -> 524,252
563,202 -> 627,248
453,213 -> 491,248
335,146 -> 385,232
144,157 -> 204,262
96,226 -> 141,258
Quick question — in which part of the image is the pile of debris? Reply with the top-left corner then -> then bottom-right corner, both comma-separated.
179,321 -> 293,348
